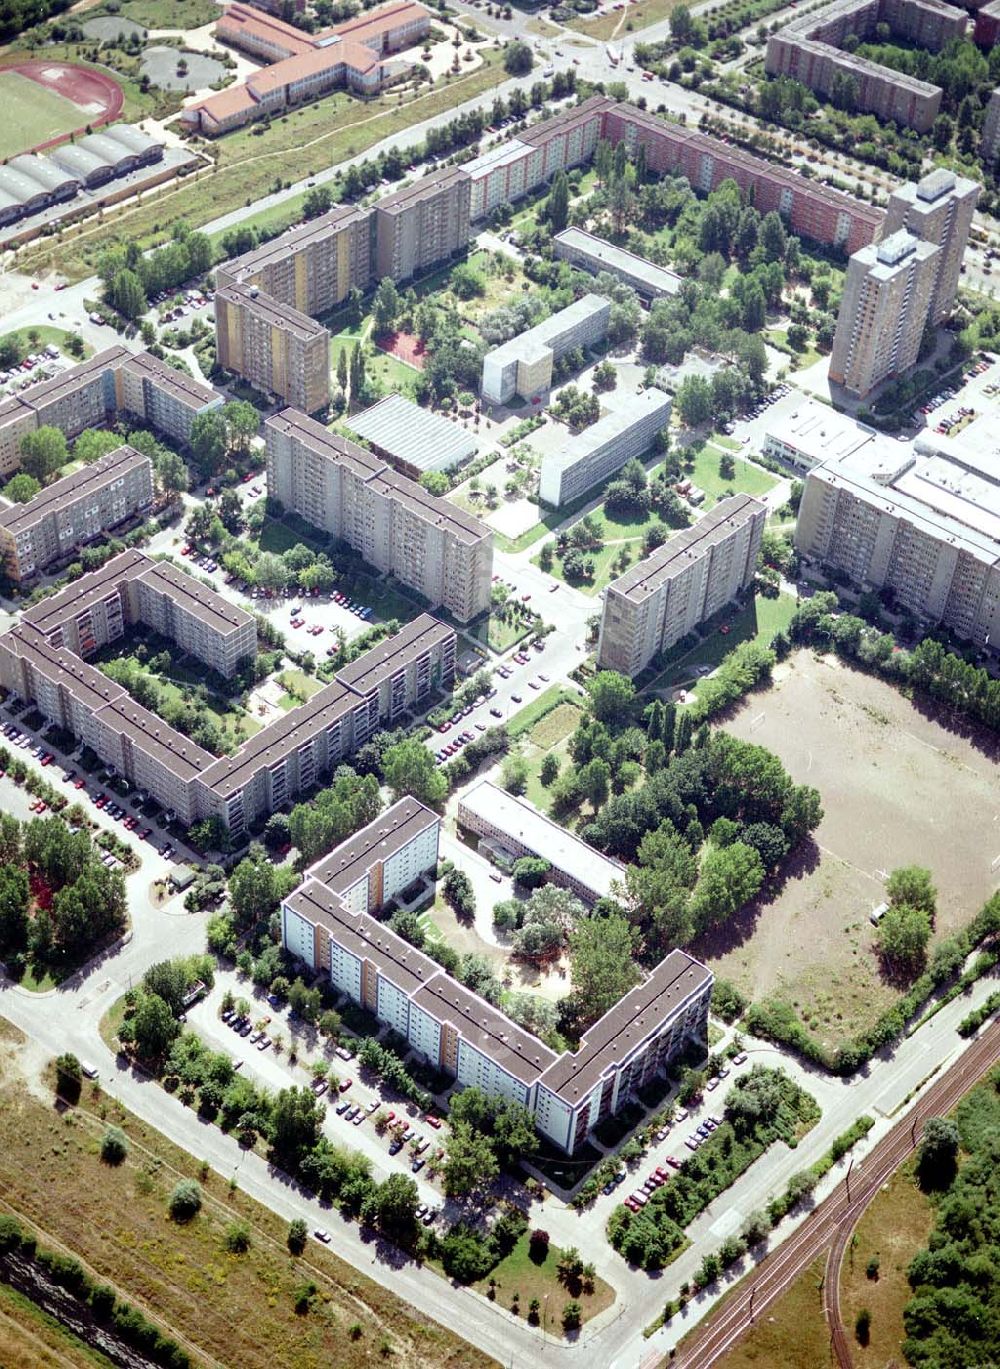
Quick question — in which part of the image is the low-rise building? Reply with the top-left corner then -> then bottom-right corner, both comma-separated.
266,408 -> 492,621
539,389 -> 671,508
215,282 -> 331,414
553,227 -> 682,301
597,495 -> 767,676
457,779 -> 625,905
348,392 -> 476,478
761,397 -> 881,472
481,294 -> 611,407
0,444 -> 153,582
283,797 -> 713,1152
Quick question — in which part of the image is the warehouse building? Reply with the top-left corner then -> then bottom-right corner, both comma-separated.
283,796 -> 713,1153
539,389 -> 672,507
553,227 -> 681,301
597,494 -> 767,676
348,392 -> 476,478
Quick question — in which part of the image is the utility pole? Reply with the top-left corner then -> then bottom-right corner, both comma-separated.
845,1157 -> 854,1204
748,1286 -> 756,1323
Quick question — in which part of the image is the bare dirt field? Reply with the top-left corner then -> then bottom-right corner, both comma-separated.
700,650 -> 1000,1052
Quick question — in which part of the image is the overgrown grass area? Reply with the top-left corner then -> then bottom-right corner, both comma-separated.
23,52 -> 506,282
507,685 -> 581,740
712,1256 -> 835,1369
644,591 -> 798,694
687,444 -> 779,509
565,0 -> 687,41
115,0 -> 221,25
0,1035 -> 491,1369
471,1232 -> 615,1329
0,1281 -> 112,1369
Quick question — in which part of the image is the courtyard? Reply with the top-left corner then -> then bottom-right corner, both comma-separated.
703,650 -> 1000,1052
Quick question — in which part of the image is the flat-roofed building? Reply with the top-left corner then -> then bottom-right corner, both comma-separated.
457,779 -> 625,905
553,226 -> 682,301
597,494 -> 767,675
215,282 -> 330,413
830,230 -> 940,398
539,388 -> 671,508
762,396 -> 881,471
116,350 -> 224,445
216,204 -> 373,316
348,392 -> 475,478
266,408 -> 492,621
373,167 -> 472,282
481,293 -> 611,407
882,168 -> 979,326
0,444 -> 153,582
983,89 -> 1000,169
282,796 -> 712,1152
128,559 -> 257,678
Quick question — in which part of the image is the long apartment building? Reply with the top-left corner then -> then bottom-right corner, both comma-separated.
282,798 -> 713,1154
0,346 -> 223,479
183,1 -> 430,135
0,551 -> 458,830
373,168 -> 472,283
765,0 -> 966,133
881,169 -> 979,326
216,204 -> 373,317
539,389 -> 672,508
829,229 -> 940,397
265,407 -> 492,622
597,495 -> 767,676
481,293 -> 611,407
215,282 -> 331,414
795,425 -> 1000,647
0,444 -> 154,582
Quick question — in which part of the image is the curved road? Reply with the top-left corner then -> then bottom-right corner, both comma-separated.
671,1015 -> 1000,1369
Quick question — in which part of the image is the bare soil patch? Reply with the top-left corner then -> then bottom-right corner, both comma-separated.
701,651 -> 1000,1052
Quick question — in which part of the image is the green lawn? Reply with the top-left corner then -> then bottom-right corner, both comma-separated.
0,326 -> 92,367
644,590 -> 798,695
0,69 -> 89,160
118,0 -> 220,25
255,515 -> 326,557
687,444 -> 779,509
472,1232 -> 615,1330
277,668 -> 325,701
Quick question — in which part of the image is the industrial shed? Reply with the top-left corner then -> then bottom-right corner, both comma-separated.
349,393 -> 476,479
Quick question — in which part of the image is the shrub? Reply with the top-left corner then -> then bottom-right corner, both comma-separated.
100,1125 -> 129,1165
168,1179 -> 202,1222
562,1300 -> 582,1331
287,1217 -> 308,1254
223,1221 -> 251,1253
855,1308 -> 871,1346
55,1052 -> 82,1102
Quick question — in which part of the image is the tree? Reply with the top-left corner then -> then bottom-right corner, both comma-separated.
372,277 -> 401,333
675,374 -> 713,427
689,842 -> 765,934
287,1217 -> 308,1253
877,904 -> 931,977
0,865 -> 29,953
885,866 -> 936,918
223,400 -> 259,454
547,170 -> 569,232
19,426 -> 67,482
109,267 -> 147,320
443,1121 -> 499,1198
500,753 -> 529,796
626,820 -> 698,949
55,1052 -> 82,1103
168,1180 -> 202,1222
917,1116 -> 959,1188
670,3 -> 693,39
568,915 -> 639,1028
190,410 -> 228,476
132,992 -> 179,1062
586,671 -> 635,725
513,856 -> 550,889
420,470 -> 449,496
142,960 -> 192,1016
154,446 -> 189,494
382,738 -> 447,806
270,1086 -> 325,1168
3,472 -> 40,503
303,184 -> 333,218
443,867 -> 475,920
375,1172 -> 420,1241
228,850 -> 293,928
540,754 -> 560,786
503,39 -> 533,76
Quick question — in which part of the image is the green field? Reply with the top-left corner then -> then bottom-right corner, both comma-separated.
688,444 -> 779,509
0,71 -> 86,160
117,0 -> 220,25
645,590 -> 799,695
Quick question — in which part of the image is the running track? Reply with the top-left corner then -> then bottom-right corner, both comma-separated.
668,1015 -> 1000,1368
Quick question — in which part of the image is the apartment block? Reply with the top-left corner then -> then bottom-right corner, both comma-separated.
983,90 -> 1000,168
0,549 -> 458,830
553,227 -> 682,301
215,282 -> 331,414
216,204 -> 373,317
265,408 -> 492,622
601,104 -> 883,255
539,389 -> 672,508
282,799 -> 713,1153
481,294 -> 611,407
373,167 -> 472,282
0,345 -> 222,478
0,445 -> 153,582
882,168 -> 979,325
597,495 -> 767,676
765,0 -> 965,132
458,780 -> 626,904
829,230 -> 940,397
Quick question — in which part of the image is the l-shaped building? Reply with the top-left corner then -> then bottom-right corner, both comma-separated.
282,797 -> 713,1154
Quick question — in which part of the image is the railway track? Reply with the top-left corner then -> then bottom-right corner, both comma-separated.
671,1017 -> 1000,1368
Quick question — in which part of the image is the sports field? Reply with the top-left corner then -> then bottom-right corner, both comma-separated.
0,71 -> 86,159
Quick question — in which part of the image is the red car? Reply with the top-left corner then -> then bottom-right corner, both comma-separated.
35,802 -> 47,814
95,795 -> 107,808
139,828 -> 152,840
40,753 -> 53,766
180,545 -> 191,556
74,778 -> 85,789
666,1155 -> 682,1170
338,1078 -> 352,1093
426,1115 -> 442,1129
